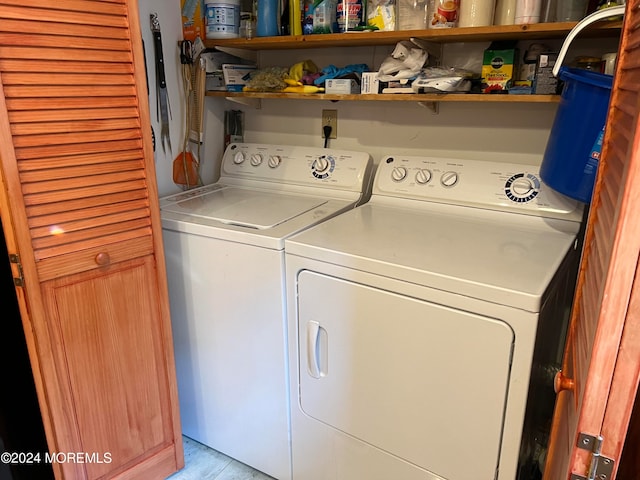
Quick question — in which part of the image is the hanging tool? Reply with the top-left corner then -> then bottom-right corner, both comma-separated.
150,13 -> 172,154
173,39 -> 200,189
141,39 -> 156,152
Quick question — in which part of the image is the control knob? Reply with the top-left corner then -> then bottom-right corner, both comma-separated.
233,152 -> 245,164
415,169 -> 432,185
250,153 -> 263,166
505,173 -> 540,202
314,157 -> 330,173
440,171 -> 459,187
268,155 -> 282,168
511,177 -> 535,196
391,167 -> 407,182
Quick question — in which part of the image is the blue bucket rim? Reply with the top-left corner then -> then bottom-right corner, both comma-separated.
559,66 -> 613,90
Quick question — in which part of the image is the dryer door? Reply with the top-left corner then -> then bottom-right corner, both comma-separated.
297,270 -> 514,480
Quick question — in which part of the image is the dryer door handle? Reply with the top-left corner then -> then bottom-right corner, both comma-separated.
307,320 -> 327,379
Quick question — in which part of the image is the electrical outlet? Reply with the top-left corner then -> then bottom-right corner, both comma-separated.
322,109 -> 337,139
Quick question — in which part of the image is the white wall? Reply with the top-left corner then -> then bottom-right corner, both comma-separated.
139,1 -> 620,194
138,0 -> 225,197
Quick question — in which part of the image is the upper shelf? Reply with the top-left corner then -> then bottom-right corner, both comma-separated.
203,21 -> 623,50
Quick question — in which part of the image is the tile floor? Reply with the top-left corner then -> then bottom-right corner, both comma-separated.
166,436 -> 275,480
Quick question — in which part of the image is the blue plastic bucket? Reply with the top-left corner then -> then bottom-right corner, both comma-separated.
540,67 -> 613,203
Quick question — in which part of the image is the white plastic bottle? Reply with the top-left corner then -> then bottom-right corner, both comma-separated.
205,0 -> 241,39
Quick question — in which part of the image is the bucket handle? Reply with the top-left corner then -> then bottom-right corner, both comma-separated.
553,4 -> 626,77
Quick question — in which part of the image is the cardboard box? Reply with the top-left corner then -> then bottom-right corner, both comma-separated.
206,72 -> 225,91
533,53 -> 560,95
325,79 -> 359,94
222,64 -> 256,92
181,0 -> 205,42
361,72 -> 380,94
481,48 -> 518,94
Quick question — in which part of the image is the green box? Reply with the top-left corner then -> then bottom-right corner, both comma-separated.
481,48 -> 519,94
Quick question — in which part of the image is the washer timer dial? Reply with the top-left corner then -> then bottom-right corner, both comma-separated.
505,173 -> 541,202
312,155 -> 335,179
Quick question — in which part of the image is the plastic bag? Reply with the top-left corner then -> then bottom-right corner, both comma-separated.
411,67 -> 475,93
377,41 -> 428,82
367,0 -> 396,31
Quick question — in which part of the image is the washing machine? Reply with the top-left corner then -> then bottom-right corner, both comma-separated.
160,143 -> 373,480
284,154 -> 584,480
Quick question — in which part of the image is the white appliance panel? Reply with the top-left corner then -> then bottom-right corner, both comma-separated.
284,156 -> 582,480
372,155 -> 583,222
164,229 -> 290,479
161,144 -> 373,480
286,203 -> 578,312
161,186 -> 328,229
297,270 -> 514,480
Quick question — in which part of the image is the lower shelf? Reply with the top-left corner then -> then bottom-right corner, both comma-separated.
205,91 -> 561,103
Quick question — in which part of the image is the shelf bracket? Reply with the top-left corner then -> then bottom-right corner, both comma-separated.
225,96 -> 262,109
418,101 -> 439,114
213,46 -> 258,64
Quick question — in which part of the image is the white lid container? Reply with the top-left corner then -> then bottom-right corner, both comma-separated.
205,0 -> 241,39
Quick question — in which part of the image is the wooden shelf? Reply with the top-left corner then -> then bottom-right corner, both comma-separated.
204,21 -> 622,50
203,20 -> 620,106
206,91 -> 561,103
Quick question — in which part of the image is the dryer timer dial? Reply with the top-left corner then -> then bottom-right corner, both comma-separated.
505,173 -> 541,203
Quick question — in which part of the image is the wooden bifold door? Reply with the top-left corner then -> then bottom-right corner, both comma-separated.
0,1 -> 183,479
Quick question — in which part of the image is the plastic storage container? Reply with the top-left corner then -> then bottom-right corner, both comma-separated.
205,0 -> 241,39
256,0 -> 279,36
539,5 -> 624,203
540,67 -> 613,203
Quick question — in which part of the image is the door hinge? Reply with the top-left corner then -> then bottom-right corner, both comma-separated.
9,253 -> 24,287
570,433 -> 615,480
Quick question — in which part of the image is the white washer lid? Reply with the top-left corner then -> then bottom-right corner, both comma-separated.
161,186 -> 328,229
285,201 -> 580,313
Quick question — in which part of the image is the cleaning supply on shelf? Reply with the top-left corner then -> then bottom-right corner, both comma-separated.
205,0 -> 241,39
257,0 -> 280,36
367,0 -> 396,31
290,0 -> 303,34
336,0 -> 366,31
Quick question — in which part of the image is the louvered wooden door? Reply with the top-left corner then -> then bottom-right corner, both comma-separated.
543,1 -> 640,479
0,1 -> 183,479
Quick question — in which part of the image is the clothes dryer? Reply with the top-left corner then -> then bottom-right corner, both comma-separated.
284,154 -> 583,480
160,143 -> 373,480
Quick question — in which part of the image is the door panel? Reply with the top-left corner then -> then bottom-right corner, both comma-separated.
41,257 -> 174,479
0,0 -> 183,478
298,270 -> 514,480
544,2 -> 640,478
0,0 -> 150,276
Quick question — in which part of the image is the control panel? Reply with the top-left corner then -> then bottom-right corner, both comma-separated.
374,155 -> 583,220
221,143 -> 372,192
